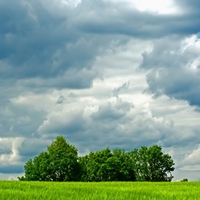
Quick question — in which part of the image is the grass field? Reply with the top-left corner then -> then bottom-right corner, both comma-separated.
0,181 -> 199,200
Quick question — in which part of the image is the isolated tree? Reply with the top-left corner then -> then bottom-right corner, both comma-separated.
19,136 -> 79,181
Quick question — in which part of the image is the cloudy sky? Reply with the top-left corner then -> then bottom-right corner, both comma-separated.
0,0 -> 200,181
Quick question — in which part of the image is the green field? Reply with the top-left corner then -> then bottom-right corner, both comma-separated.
0,181 -> 199,200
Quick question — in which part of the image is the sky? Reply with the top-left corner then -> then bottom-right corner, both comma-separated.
0,0 -> 200,181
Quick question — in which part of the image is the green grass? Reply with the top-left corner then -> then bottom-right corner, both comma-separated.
0,181 -> 199,200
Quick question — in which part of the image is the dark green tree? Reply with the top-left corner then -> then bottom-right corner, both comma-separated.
19,136 -> 79,181
129,145 -> 175,181
79,147 -> 113,182
19,151 -> 50,181
147,145 -> 174,181
79,147 -> 136,182
47,136 -> 79,181
111,148 -> 135,181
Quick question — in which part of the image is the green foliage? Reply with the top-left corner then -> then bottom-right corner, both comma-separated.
20,136 -> 79,181
19,136 -> 175,182
129,145 -> 174,181
181,178 -> 188,182
47,136 -> 79,181
79,147 -> 135,182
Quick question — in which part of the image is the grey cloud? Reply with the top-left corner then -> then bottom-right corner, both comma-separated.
1,0 -> 200,91
176,0 -> 200,14
75,0 -> 200,38
39,98 -> 176,152
182,145 -> 200,166
0,148 -> 12,155
35,94 -> 200,156
92,102 -> 126,121
16,67 -> 96,90
37,111 -> 87,139
18,138 -> 50,158
0,0 -> 108,90
140,37 -> 184,69
0,142 -> 13,159
140,37 -> 200,107
161,127 -> 200,148
56,95 -> 66,104
113,82 -> 130,97
146,67 -> 200,104
0,100 -> 45,138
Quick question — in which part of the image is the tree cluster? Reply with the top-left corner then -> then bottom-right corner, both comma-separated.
19,136 -> 175,182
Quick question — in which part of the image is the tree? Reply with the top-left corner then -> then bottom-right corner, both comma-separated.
79,147 -> 136,182
148,145 -> 175,181
129,145 -> 175,181
79,147 -> 113,182
47,136 -> 79,181
19,136 -> 79,181
180,178 -> 188,182
111,148 -> 135,181
19,151 -> 50,181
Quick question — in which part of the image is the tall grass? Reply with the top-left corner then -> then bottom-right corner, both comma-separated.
0,181 -> 199,200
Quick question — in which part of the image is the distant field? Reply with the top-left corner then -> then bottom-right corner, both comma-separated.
0,181 -> 199,200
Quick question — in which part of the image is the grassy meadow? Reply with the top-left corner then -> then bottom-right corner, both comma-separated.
0,181 -> 199,200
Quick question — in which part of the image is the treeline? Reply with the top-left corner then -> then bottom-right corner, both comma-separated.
19,136 -> 175,182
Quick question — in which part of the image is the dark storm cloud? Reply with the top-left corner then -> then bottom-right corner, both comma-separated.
1,0 -> 199,92
146,67 -> 200,107
0,0 -> 105,89
140,36 -> 200,107
75,0 -> 200,38
173,0 -> 200,34
0,0 -> 67,67
1,0 -> 200,89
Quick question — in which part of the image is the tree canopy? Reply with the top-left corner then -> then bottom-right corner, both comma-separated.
19,136 -> 79,181
19,136 -> 175,182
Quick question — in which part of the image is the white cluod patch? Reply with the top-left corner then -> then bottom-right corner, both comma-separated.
182,35 -> 200,51
61,0 -> 81,8
130,0 -> 180,14
181,35 -> 200,70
